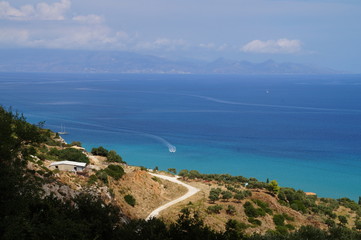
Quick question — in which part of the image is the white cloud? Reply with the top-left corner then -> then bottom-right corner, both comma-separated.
241,38 -> 302,54
0,0 -> 71,21
136,38 -> 188,51
199,43 -> 216,49
72,14 -> 104,24
0,24 -> 129,50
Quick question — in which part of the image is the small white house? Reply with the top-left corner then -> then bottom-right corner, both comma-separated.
49,160 -> 87,172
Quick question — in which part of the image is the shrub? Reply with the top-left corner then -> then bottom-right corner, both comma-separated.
248,217 -> 262,226
225,219 -> 249,238
188,170 -> 201,179
275,225 -> 289,235
325,218 -> 336,228
91,146 -> 109,156
96,170 -> 109,184
105,165 -> 125,180
107,150 -> 124,163
70,141 -> 82,147
355,220 -> 361,230
124,194 -> 136,207
88,175 -> 98,185
253,199 -> 273,215
167,168 -> 177,175
48,147 -> 89,163
207,205 -> 223,214
338,215 -> 348,225
95,165 -> 125,184
139,166 -> 148,171
273,214 -> 285,226
221,191 -> 233,202
209,188 -> 222,203
234,192 -> 245,202
226,205 -> 236,215
243,201 -> 266,218
178,169 -> 189,178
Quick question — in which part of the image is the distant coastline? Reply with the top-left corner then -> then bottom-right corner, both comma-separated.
0,49 -> 343,75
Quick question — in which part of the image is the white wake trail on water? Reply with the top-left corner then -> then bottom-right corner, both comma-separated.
46,119 -> 176,153
184,94 -> 361,113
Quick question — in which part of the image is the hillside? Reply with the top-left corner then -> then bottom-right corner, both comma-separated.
1,106 -> 360,239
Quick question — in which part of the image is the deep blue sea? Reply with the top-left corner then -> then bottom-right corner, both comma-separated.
1,73 -> 360,200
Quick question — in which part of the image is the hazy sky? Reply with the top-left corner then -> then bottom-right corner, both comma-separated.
1,0 -> 360,72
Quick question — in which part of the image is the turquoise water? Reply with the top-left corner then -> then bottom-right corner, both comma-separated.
1,73 -> 360,200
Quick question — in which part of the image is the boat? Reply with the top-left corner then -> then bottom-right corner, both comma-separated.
58,124 -> 69,135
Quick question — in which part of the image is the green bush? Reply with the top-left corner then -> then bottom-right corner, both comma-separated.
209,188 -> 222,203
248,217 -> 262,226
104,165 -> 125,180
207,205 -> 223,214
88,175 -> 98,185
273,214 -> 285,226
234,192 -> 245,202
355,220 -> 361,230
124,194 -> 136,207
221,191 -> 233,201
244,201 -> 266,218
253,199 -> 273,215
338,215 -> 348,225
70,141 -> 82,147
225,219 -> 249,238
107,150 -> 124,163
48,147 -> 89,163
91,146 -> 109,156
96,170 -> 109,184
139,166 -> 147,171
275,225 -> 289,234
226,205 -> 236,215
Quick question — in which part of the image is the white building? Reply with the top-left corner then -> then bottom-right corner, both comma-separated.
49,160 -> 87,172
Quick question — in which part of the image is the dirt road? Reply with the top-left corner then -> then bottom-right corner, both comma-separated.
146,173 -> 200,220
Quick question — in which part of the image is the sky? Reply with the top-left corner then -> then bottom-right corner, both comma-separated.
0,0 -> 360,72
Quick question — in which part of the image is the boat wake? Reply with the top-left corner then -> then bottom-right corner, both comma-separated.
48,119 -> 176,153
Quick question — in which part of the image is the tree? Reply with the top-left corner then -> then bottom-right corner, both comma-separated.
207,205 -> 223,214
189,170 -> 201,179
224,219 -> 247,239
209,188 -> 222,203
91,146 -> 109,156
209,192 -> 219,203
268,180 -> 280,194
358,196 -> 361,205
221,191 -> 233,202
234,192 -> 244,202
178,169 -> 189,179
70,141 -> 82,147
168,168 -> 177,175
226,205 -> 236,215
107,150 -> 124,163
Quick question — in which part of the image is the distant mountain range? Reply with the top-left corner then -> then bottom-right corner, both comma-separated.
0,49 -> 339,74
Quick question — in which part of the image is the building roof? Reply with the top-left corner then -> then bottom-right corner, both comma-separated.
49,160 -> 87,167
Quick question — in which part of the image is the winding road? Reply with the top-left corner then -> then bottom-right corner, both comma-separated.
146,173 -> 200,220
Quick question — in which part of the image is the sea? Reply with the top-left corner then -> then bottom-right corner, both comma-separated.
1,72 -> 360,201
